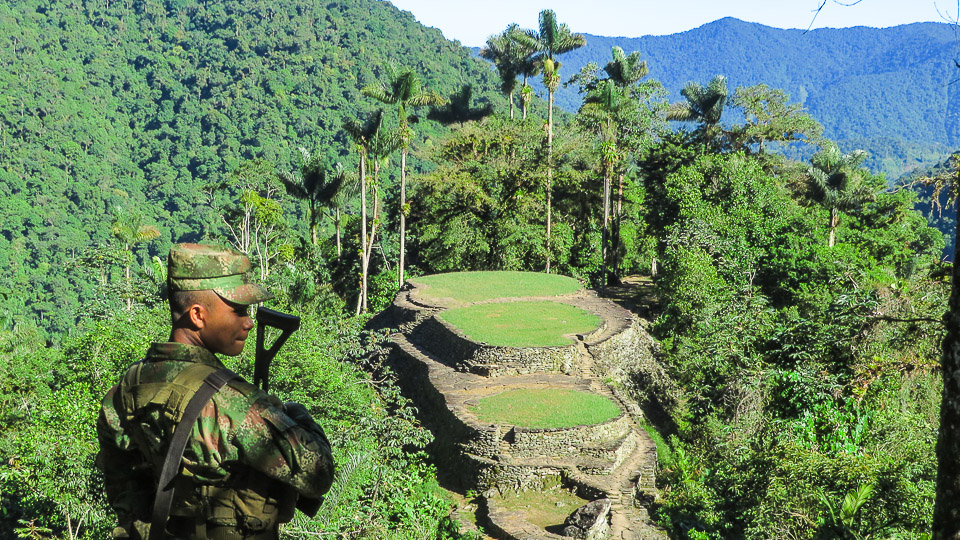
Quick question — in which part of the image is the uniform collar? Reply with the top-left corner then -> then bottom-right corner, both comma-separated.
145,342 -> 225,368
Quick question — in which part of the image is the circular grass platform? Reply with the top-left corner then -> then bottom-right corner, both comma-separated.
438,301 -> 601,347
470,388 -> 621,429
410,271 -> 582,305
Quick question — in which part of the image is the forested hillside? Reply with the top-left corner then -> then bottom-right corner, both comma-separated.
0,0 -> 503,339
1,2 -> 957,539
510,18 -> 958,177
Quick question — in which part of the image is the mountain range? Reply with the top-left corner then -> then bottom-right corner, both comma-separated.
495,17 -> 960,179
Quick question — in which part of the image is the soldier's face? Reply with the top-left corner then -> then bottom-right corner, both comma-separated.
200,293 -> 254,356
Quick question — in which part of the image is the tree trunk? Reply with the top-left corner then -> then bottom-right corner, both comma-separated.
602,170 -> 611,289
125,253 -> 132,311
399,148 -> 407,288
357,155 -> 367,316
522,75 -> 529,120
362,161 -> 383,313
509,91 -> 514,120
934,217 -> 960,539
614,172 -> 624,279
546,89 -> 553,274
828,206 -> 838,248
310,201 -> 318,246
335,208 -> 342,258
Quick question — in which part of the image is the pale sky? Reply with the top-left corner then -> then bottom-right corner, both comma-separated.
388,0 -> 953,47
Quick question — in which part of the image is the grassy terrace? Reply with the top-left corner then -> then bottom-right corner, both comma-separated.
470,388 -> 621,429
410,271 -> 582,305
438,301 -> 601,347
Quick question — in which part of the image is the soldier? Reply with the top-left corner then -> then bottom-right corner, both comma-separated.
97,243 -> 334,540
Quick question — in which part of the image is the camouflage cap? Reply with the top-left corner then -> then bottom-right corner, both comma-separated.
167,243 -> 273,305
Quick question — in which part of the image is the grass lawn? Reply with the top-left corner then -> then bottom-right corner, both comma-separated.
439,301 -> 601,347
410,271 -> 582,304
470,388 -> 621,428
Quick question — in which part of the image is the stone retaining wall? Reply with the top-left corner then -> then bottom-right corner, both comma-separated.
412,315 -> 583,376
587,320 -> 681,410
505,414 -> 631,458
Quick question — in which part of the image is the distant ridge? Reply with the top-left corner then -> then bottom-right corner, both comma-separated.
500,17 -> 959,177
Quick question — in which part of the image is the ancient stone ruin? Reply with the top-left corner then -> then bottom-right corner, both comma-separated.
376,272 -> 668,539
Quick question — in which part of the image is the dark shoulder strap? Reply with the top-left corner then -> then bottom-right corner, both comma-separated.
148,367 -> 239,540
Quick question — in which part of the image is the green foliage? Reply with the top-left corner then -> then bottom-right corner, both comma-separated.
729,84 -> 824,153
410,116 -> 550,272
640,150 -> 944,539
0,0 -> 505,336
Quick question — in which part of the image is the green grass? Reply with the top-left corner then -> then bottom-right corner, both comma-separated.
470,388 -> 621,428
438,301 -> 601,347
411,271 -> 582,304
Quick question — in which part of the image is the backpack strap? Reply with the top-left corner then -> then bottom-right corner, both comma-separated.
148,367 -> 240,540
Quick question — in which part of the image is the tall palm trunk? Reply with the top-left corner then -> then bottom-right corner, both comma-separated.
335,208 -> 342,258
602,170 -> 611,289
829,206 -> 839,248
613,173 -> 624,279
546,88 -> 553,273
309,200 -> 318,247
522,75 -> 529,120
364,163 -> 384,313
399,148 -> 407,287
357,155 -> 367,315
124,245 -> 132,311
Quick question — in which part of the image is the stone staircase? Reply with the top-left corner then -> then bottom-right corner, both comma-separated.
380,282 -> 667,539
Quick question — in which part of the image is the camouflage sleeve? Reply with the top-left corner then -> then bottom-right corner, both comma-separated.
212,384 -> 335,500
96,385 -> 153,527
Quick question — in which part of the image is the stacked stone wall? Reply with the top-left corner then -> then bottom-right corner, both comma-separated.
587,321 -> 681,411
469,453 -> 567,492
412,315 -> 584,376
506,415 -> 631,458
383,278 -> 668,538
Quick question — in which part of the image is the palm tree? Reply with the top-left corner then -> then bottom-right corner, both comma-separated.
520,9 -> 586,272
494,23 -> 540,120
427,85 -> 494,127
480,25 -> 521,120
278,148 -> 355,250
110,206 -> 161,310
602,46 -> 649,282
808,144 -> 875,247
578,79 -> 637,287
343,110 -> 384,314
362,66 -> 444,288
603,46 -> 649,88
667,75 -> 729,146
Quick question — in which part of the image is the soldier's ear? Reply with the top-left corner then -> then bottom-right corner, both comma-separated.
187,302 -> 207,330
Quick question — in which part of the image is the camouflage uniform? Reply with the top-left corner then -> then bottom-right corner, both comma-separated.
96,244 -> 334,540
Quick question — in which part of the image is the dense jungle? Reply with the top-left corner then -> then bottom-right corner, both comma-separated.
1,0 -> 957,538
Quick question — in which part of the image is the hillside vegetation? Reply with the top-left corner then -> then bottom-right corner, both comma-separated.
0,0 -> 503,338
0,2 -> 956,539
